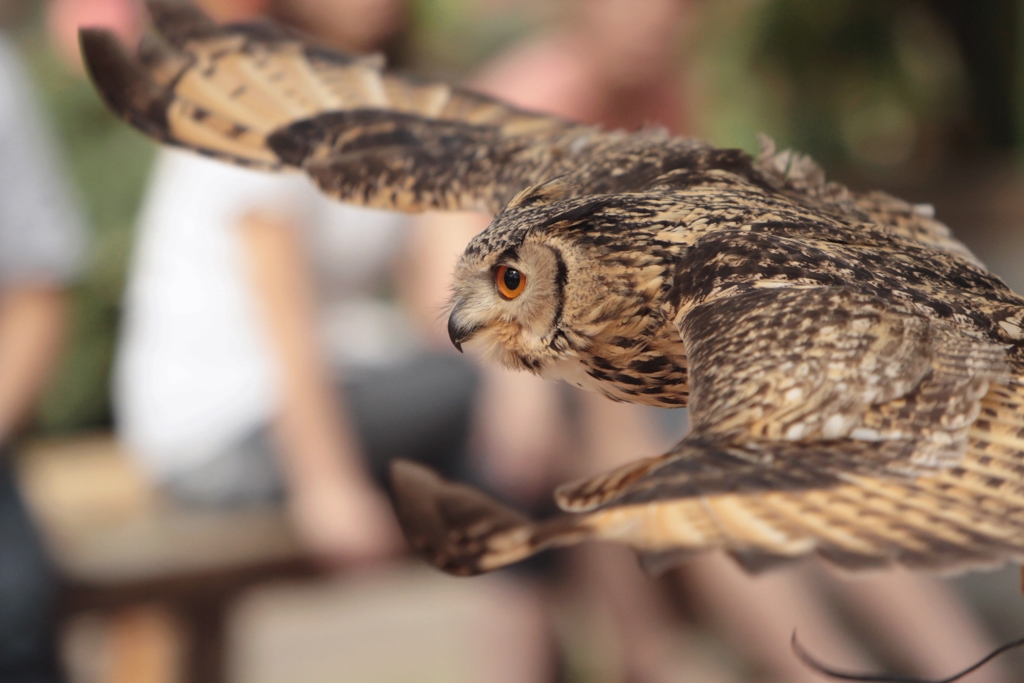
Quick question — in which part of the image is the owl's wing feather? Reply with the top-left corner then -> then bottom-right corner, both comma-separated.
392,286 -> 1023,576
394,385 -> 1024,576
83,4 -> 822,216
590,433 -> 1024,573
80,1 -> 595,213
756,136 -> 982,265
392,429 -> 1024,576
678,286 -> 1006,464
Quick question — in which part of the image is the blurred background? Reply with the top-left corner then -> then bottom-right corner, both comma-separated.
4,1 -> 1024,682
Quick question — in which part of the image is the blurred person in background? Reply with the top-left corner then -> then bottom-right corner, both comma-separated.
52,0 -> 551,680
111,22 -> 553,683
410,1 -> 1011,682
0,14 -> 88,683
114,0 -> 444,564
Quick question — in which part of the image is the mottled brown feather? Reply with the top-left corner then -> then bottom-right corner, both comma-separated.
81,2 -> 589,209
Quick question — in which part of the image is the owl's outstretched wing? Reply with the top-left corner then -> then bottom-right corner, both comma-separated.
392,286 -> 1024,576
79,1 -> 600,213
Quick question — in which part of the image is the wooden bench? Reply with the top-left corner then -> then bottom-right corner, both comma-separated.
15,434 -> 320,683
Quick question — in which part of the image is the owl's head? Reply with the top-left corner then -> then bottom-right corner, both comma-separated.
447,218 -> 578,373
446,184 -> 677,375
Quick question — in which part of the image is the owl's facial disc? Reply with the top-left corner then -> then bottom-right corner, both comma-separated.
448,240 -> 568,372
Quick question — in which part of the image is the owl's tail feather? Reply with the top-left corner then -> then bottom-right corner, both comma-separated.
388,460 -> 587,576
80,1 -> 562,174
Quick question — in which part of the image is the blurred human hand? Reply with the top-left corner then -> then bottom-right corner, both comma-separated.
288,474 -> 404,567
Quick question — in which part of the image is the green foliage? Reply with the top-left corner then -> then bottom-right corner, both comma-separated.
19,29 -> 154,432
410,0 -> 547,77
692,0 -> 970,176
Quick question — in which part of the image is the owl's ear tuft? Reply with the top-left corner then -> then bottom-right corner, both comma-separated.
505,175 -> 577,211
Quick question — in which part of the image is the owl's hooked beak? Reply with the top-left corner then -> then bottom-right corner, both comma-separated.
447,304 -> 481,353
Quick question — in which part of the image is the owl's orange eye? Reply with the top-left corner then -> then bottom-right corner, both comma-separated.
495,265 -> 526,300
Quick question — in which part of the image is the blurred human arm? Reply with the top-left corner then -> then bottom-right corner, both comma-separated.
238,209 -> 400,563
0,35 -> 84,448
0,287 -> 67,445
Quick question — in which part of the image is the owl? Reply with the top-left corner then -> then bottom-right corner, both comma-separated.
83,2 -> 1024,577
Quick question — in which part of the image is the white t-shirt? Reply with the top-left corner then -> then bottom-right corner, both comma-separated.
115,150 -> 416,479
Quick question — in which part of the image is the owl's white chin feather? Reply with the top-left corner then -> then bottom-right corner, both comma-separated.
461,335 -> 534,373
